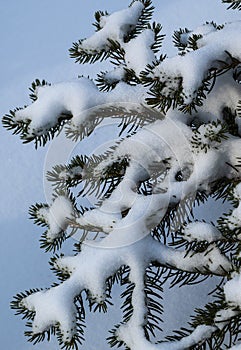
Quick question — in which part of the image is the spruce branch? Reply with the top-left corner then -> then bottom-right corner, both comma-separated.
6,1 -> 241,349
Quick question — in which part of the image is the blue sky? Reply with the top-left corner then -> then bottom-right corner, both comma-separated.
0,1 -> 240,349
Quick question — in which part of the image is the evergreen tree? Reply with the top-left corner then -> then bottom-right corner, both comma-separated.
4,0 -> 241,348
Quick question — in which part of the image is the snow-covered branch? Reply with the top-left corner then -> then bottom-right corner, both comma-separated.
7,0 -> 241,349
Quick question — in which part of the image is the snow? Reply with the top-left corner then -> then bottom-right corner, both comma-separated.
227,205 -> 241,230
15,79 -> 100,135
224,272 -> 241,309
124,29 -> 156,75
15,78 -> 147,136
22,234 -> 230,343
79,1 -> 144,52
16,87 -> 241,343
75,207 -> 119,234
166,325 -> 217,350
23,289 -> 77,342
192,23 -> 219,37
104,66 -> 126,83
234,183 -> 241,200
183,221 -> 223,242
90,117 -> 192,186
152,21 -> 241,103
118,324 -> 217,350
195,73 -> 241,123
214,308 -> 239,329
44,196 -> 74,240
13,14 -> 241,143
226,183 -> 241,231
194,122 -> 223,149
